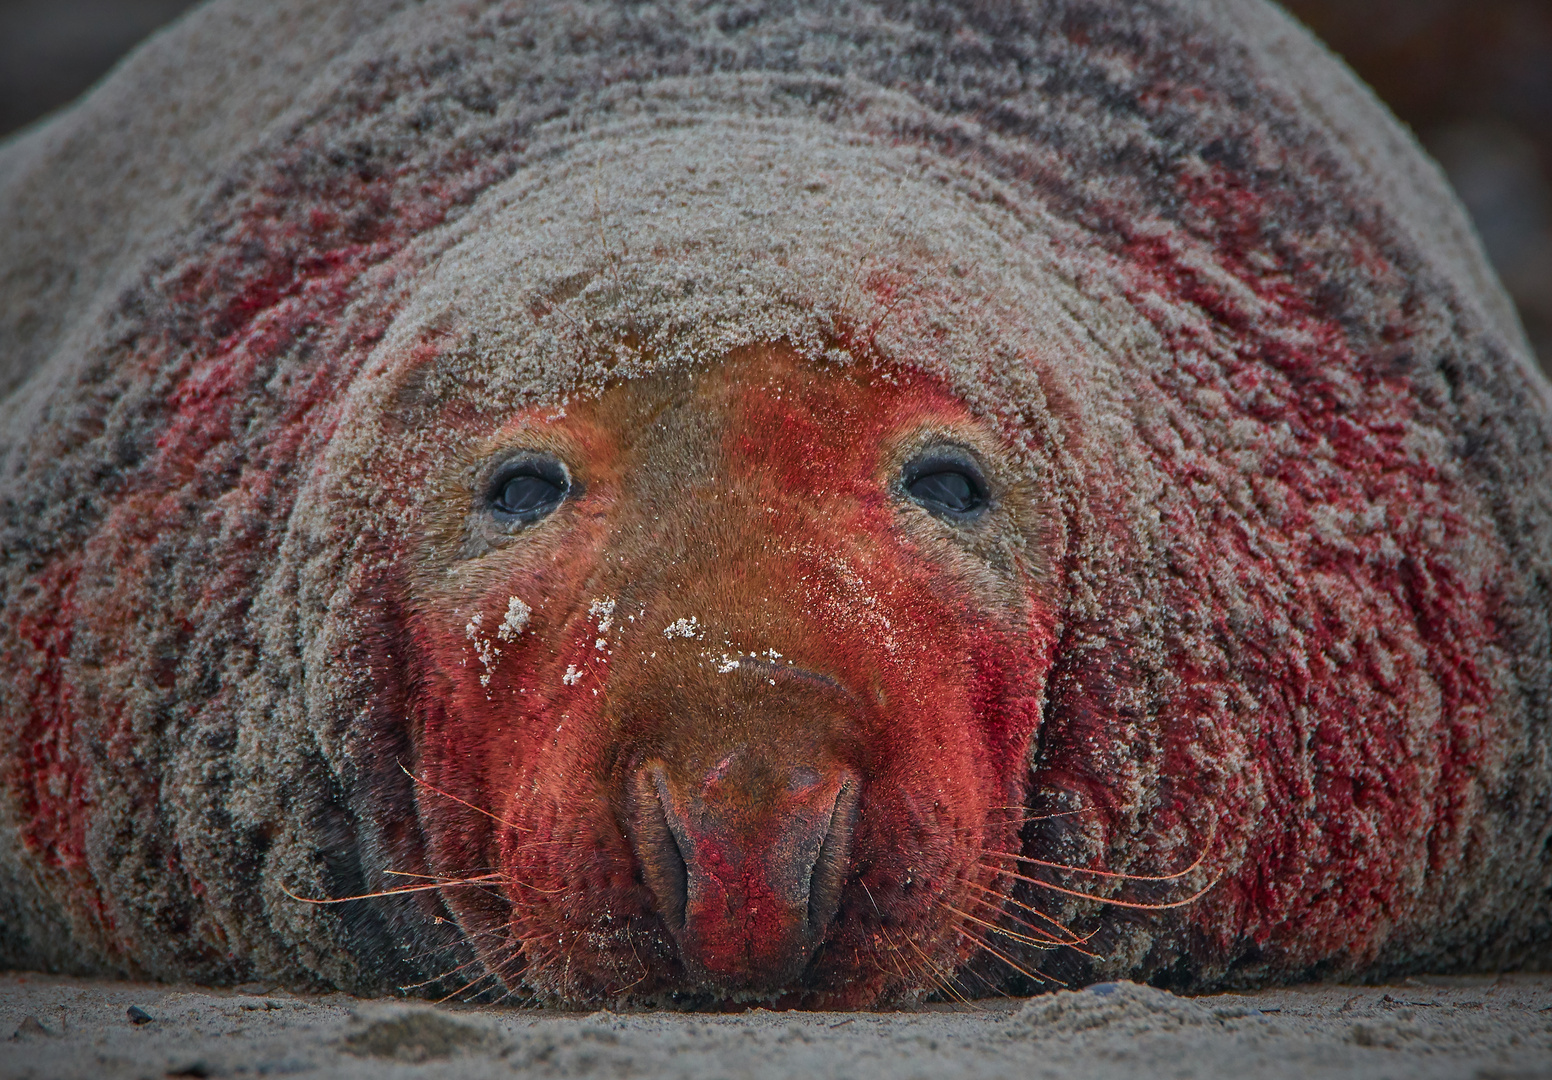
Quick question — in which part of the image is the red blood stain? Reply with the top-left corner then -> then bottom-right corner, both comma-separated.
3,133 -> 514,963
1035,151 -> 1502,972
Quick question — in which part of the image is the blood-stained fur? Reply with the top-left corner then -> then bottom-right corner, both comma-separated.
1,0 -> 1549,1003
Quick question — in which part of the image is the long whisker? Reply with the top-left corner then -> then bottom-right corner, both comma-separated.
398,873 -> 520,912
955,890 -> 1100,958
980,819 -> 1218,883
409,955 -> 505,1004
399,761 -> 532,834
875,922 -> 927,994
868,926 -> 916,988
398,954 -> 491,993
860,881 -> 923,990
431,969 -> 503,1005
377,873 -> 515,908
881,919 -> 967,1007
961,926 -> 1064,987
941,901 -> 1072,955
608,929 -> 651,997
506,837 -> 594,854
985,864 -> 1222,911
962,967 -> 1013,1000
485,986 -> 530,1008
279,874 -> 504,905
507,878 -> 567,896
944,814 -> 1082,837
933,898 -> 1070,998
396,925 -> 511,969
960,878 -> 1097,945
955,887 -> 1068,944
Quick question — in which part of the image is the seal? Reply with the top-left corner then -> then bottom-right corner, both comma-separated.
1,0 -> 1550,1005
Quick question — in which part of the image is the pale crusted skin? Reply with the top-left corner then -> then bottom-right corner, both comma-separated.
1,0 -> 1549,999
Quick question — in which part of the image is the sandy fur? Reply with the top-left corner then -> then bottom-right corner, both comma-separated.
0,0 -> 1548,999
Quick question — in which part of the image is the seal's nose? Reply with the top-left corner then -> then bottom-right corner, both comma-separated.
627,750 -> 860,990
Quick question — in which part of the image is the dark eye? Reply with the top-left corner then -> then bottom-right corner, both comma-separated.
903,449 -> 990,519
488,453 -> 571,523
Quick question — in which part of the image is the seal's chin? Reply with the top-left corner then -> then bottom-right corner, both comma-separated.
626,755 -> 861,991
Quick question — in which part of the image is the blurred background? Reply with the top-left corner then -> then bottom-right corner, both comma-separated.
1,0 -> 1549,372
1285,0 -> 1552,371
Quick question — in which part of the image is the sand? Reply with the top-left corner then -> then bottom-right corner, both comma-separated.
1,973 -> 1548,1079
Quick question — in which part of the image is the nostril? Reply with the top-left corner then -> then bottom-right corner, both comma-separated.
806,773 -> 861,938
627,765 -> 688,934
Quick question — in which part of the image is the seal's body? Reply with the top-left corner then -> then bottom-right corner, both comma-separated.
2,0 -> 1550,1004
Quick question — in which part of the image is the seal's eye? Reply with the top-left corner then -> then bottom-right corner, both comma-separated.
488,454 -> 571,523
903,449 -> 990,519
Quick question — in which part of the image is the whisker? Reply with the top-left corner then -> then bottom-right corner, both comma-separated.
954,889 -> 1099,958
883,921 -> 968,1007
902,929 -> 979,1009
609,930 -> 651,997
984,806 -> 1093,819
984,864 -> 1222,911
278,874 -> 503,905
955,887 -> 1068,943
899,907 -> 1013,1005
485,986 -> 530,1008
960,878 -> 1097,945
933,902 -> 1069,1000
508,878 -> 568,896
860,879 -> 884,919
399,761 -> 532,834
952,956 -> 1013,1001
944,815 -> 1078,837
396,925 -> 510,968
964,931 -> 1064,988
871,922 -> 919,991
864,923 -> 913,987
860,881 -> 921,989
979,819 -> 1218,883
506,837 -> 595,854
379,868 -> 518,908
941,901 -> 1069,954
398,954 -> 491,993
431,969 -> 503,1005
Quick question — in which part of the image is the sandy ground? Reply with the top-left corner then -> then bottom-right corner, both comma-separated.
0,973 -> 1548,1079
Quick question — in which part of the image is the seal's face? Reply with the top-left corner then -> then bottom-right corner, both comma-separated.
405,344 -> 1059,1005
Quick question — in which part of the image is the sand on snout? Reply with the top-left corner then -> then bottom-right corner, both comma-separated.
0,972 -> 1548,1079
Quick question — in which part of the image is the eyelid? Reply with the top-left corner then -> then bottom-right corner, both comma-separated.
902,438 -> 983,472
487,452 -> 569,486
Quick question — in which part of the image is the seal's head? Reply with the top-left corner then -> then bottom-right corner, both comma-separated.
405,344 -> 1058,1004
